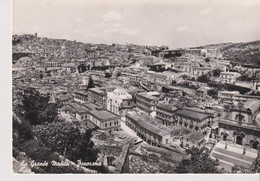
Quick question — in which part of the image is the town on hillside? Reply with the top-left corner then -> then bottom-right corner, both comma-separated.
12,33 -> 260,174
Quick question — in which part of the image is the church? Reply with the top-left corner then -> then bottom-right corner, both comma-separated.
218,100 -> 260,149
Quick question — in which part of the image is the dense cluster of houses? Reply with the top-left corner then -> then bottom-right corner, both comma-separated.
12,34 -> 260,171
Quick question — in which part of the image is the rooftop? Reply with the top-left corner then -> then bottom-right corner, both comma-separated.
88,88 -> 104,95
175,109 -> 211,122
183,132 -> 205,143
126,111 -> 170,137
89,109 -> 119,122
156,103 -> 178,112
137,91 -> 160,100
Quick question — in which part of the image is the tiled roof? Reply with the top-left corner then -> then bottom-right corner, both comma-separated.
127,112 -> 170,137
184,132 -> 205,143
244,100 -> 260,114
89,110 -> 119,122
157,103 -> 178,112
175,109 -> 210,122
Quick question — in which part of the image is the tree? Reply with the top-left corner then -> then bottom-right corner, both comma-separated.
33,121 -> 99,163
232,154 -> 260,173
212,69 -> 222,77
78,64 -> 87,73
16,88 -> 59,125
207,89 -> 218,98
175,147 -> 220,173
105,72 -> 112,78
238,74 -> 255,82
18,89 -> 50,125
205,58 -> 210,63
87,76 -> 95,90
197,74 -> 209,83
38,103 -> 59,124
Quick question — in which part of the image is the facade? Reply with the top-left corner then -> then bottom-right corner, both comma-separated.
175,109 -> 213,134
60,102 -> 88,123
219,72 -> 241,83
40,61 -> 63,67
136,92 -> 160,113
125,111 -> 173,146
182,132 -> 205,149
88,87 -> 116,108
156,103 -> 178,126
218,91 -> 240,104
146,71 -> 175,85
218,100 -> 260,149
87,108 -> 121,133
73,90 -> 88,104
106,88 -> 133,116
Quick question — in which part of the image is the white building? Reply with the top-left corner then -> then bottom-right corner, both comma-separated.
106,88 -> 133,116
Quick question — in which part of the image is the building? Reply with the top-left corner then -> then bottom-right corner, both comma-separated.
106,88 -> 133,116
136,92 -> 160,113
60,102 -> 88,123
73,90 -> 88,104
88,87 -> 116,108
218,91 -> 240,104
175,109 -> 213,134
182,132 -> 205,149
125,111 -> 173,146
156,103 -> 178,126
39,61 -> 63,68
219,72 -> 241,83
87,107 -> 121,133
146,71 -> 175,85
218,100 -> 260,149
158,49 -> 182,59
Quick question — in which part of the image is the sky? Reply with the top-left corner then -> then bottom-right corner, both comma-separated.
12,0 -> 260,48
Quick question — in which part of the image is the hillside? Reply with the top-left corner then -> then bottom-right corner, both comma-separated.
196,40 -> 260,65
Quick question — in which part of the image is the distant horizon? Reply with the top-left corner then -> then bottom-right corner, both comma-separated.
12,32 -> 260,50
13,0 -> 260,49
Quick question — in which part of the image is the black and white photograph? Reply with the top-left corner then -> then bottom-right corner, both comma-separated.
8,0 -> 260,175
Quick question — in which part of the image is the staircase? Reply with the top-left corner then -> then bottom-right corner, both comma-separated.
210,141 -> 257,171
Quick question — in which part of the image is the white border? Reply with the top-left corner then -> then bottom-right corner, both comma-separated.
1,0 -> 259,181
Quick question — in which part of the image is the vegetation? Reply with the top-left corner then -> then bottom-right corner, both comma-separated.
175,147 -> 220,173
197,74 -> 210,83
16,88 -> 59,126
212,69 -> 222,77
207,89 -> 218,98
12,89 -> 103,173
232,155 -> 260,173
205,57 -> 210,63
238,74 -> 258,82
199,40 -> 260,65
105,72 -> 112,78
149,66 -> 166,72
33,121 -> 99,163
87,76 -> 95,90
78,64 -> 87,73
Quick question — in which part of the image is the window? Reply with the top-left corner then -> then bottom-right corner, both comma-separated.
105,123 -> 107,127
